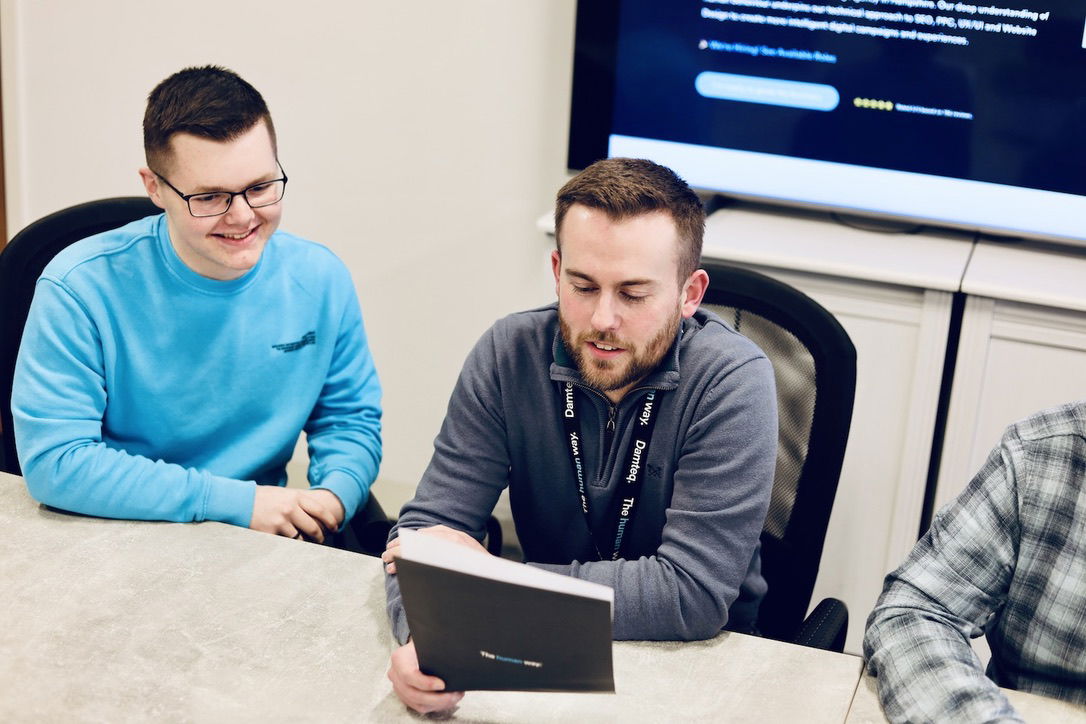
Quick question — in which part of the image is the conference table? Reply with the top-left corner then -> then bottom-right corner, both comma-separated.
1,471 -> 1080,722
846,673 -> 1086,723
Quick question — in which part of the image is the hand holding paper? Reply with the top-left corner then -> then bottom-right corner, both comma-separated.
382,524 -> 489,574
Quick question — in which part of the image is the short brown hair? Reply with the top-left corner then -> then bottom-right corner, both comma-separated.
554,158 -> 705,283
143,65 -> 276,172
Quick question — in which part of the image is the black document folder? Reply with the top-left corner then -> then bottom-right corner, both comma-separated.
396,529 -> 615,692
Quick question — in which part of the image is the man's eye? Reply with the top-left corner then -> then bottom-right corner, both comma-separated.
191,193 -> 224,204
621,292 -> 647,303
572,286 -> 597,295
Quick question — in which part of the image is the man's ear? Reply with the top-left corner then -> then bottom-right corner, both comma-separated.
138,168 -> 167,210
680,269 -> 709,318
551,249 -> 562,296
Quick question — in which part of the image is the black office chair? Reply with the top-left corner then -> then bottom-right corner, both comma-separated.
0,197 -> 394,555
0,197 -> 160,475
701,261 -> 856,652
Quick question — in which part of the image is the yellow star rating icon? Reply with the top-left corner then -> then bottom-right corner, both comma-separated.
853,97 -> 894,111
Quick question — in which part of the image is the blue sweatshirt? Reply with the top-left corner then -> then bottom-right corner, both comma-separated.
12,214 -> 382,527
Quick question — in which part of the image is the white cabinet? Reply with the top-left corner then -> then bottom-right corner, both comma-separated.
702,203 -> 974,653
934,240 -> 1086,512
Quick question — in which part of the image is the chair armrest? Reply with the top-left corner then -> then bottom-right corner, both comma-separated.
485,515 -> 504,556
348,493 -> 394,556
793,597 -> 848,652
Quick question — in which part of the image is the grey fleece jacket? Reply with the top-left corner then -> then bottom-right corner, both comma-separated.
385,303 -> 777,644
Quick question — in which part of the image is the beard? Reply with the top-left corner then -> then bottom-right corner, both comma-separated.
559,311 -> 681,395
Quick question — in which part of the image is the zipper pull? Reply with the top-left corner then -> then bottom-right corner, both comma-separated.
607,405 -> 616,431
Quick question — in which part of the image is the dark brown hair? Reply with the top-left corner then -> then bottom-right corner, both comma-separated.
554,158 -> 705,283
143,65 -> 276,172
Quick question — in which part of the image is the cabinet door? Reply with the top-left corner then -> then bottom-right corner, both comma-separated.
935,297 -> 1086,513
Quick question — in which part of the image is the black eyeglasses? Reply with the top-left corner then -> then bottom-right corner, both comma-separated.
152,161 -> 288,217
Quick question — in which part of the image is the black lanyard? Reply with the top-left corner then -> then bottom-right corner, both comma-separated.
561,381 -> 661,561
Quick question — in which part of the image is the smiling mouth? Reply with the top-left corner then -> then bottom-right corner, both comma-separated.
214,226 -> 258,243
589,341 -> 625,353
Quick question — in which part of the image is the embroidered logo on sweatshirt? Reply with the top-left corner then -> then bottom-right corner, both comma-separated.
272,331 -> 316,353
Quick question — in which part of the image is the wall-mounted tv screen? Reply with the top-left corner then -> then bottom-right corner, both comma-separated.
568,0 -> 1086,245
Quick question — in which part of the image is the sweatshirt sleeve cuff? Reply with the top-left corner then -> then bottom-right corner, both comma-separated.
312,469 -> 365,524
392,609 -> 411,645
527,561 -> 573,576
203,475 -> 256,527
388,591 -> 412,645
384,569 -> 412,645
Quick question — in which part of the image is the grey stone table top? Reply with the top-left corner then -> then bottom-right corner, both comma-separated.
0,472 -> 864,722
847,670 -> 1086,723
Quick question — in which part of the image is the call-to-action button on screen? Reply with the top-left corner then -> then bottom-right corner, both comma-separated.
695,71 -> 840,111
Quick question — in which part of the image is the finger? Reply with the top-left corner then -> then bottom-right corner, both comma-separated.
298,495 -> 339,532
389,668 -> 462,714
383,538 -> 401,571
419,525 -> 471,545
417,525 -> 487,553
405,669 -> 450,692
290,510 -> 325,544
399,687 -> 463,715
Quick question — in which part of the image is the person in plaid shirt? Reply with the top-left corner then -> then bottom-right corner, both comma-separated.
864,402 -> 1086,722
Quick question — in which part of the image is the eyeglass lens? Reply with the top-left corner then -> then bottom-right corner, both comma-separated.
188,179 -> 286,217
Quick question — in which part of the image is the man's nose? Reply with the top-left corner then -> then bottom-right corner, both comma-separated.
591,294 -> 619,332
223,194 -> 256,224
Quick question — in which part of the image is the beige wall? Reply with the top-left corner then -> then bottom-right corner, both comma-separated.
1,0 -> 576,510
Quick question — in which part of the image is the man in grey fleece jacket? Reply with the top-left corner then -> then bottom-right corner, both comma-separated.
382,158 -> 778,714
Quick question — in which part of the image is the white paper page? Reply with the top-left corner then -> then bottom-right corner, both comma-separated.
398,529 -> 614,603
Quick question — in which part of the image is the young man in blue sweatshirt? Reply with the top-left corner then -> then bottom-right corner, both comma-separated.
12,66 -> 381,543
382,158 -> 777,714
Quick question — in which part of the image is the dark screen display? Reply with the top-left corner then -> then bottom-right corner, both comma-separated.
569,0 -> 1086,238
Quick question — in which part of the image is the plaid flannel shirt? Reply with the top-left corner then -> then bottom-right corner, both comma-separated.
864,402 -> 1086,723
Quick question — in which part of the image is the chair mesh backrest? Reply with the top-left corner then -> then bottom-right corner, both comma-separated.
701,261 -> 856,642
705,305 -> 816,541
